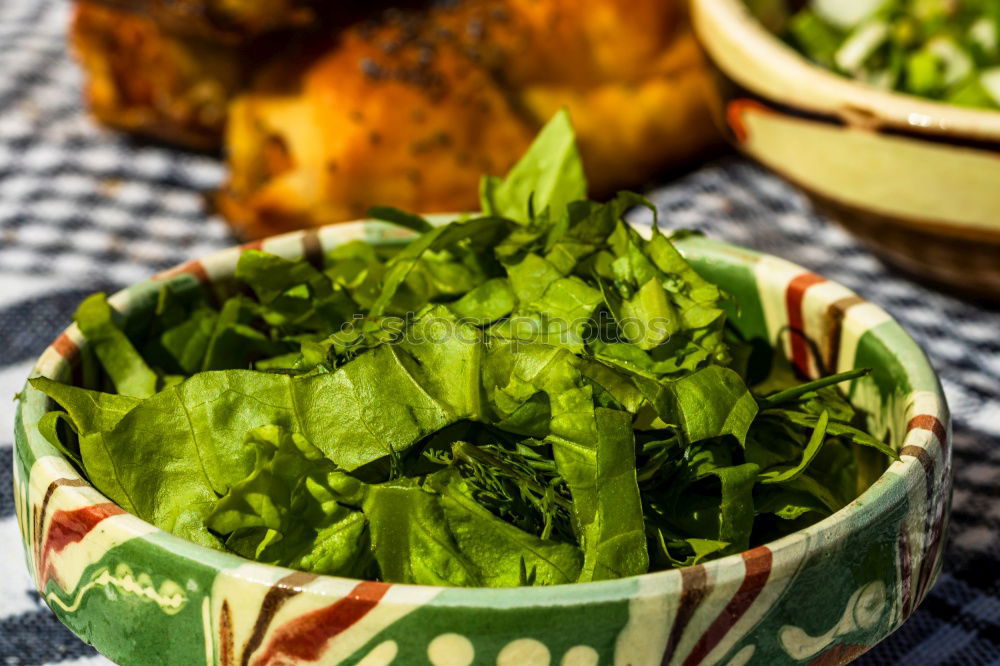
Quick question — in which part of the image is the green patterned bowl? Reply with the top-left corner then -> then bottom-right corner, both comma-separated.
691,0 -> 1000,299
13,222 -> 951,666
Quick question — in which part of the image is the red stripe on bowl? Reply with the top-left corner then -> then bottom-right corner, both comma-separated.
785,273 -> 827,376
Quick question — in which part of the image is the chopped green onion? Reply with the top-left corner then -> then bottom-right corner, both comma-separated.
837,20 -> 891,72
755,0 -> 1000,109
928,37 -> 974,85
981,66 -> 1000,105
814,0 -> 888,30
906,48 -> 944,95
969,17 -> 998,55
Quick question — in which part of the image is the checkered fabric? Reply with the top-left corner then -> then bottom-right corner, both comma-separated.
0,1 -> 997,664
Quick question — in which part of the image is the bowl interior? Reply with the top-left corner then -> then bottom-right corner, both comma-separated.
693,0 -> 1000,139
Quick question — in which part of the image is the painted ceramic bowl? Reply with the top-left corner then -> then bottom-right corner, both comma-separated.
691,0 -> 1000,300
13,221 -> 951,665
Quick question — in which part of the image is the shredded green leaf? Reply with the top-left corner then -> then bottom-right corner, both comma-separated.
30,112 -> 894,587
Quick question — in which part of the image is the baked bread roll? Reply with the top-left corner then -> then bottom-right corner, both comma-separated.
70,0 -> 720,238
70,1 -> 382,149
219,0 -> 719,238
71,2 -> 243,149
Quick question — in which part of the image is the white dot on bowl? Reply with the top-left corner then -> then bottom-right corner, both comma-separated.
498,638 -> 550,666
853,580 -> 887,630
727,645 -> 756,666
561,645 -> 599,666
357,640 -> 398,666
427,633 -> 475,666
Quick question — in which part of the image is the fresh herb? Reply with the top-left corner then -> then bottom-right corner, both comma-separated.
751,0 -> 1000,109
31,111 -> 895,587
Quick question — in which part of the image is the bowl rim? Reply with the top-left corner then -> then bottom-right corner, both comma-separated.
14,219 -> 950,607
691,0 -> 1000,141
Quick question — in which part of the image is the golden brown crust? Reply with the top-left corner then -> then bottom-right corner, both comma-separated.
220,0 -> 720,236
441,0 -> 717,193
218,18 -> 536,238
520,29 -> 719,194
72,0 -> 720,236
81,0 -> 324,42
71,2 -> 243,149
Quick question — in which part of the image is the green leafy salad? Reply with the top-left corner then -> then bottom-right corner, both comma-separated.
750,0 -> 1000,109
31,112 -> 895,587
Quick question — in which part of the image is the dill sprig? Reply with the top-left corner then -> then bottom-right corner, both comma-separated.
427,440 -> 575,542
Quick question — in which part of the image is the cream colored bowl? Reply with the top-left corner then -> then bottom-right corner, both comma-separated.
692,0 -> 1000,299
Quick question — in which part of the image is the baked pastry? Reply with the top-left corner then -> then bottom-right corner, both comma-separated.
218,14 -> 537,235
70,0 -> 720,237
69,1 -> 387,149
219,0 -> 719,237
71,2 -> 244,149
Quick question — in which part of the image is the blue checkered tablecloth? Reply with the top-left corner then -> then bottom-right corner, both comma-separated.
1,1 -> 998,664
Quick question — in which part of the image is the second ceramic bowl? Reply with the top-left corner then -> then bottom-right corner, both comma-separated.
692,0 -> 1000,299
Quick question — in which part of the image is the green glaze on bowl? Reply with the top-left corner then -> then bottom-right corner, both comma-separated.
12,221 -> 951,666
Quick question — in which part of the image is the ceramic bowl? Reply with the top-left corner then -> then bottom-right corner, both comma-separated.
691,0 -> 1000,299
13,221 -> 951,665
